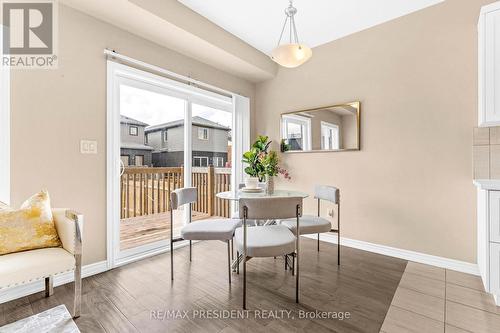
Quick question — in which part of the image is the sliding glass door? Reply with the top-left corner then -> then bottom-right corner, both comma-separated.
107,61 -> 242,267
191,104 -> 233,220
118,83 -> 186,253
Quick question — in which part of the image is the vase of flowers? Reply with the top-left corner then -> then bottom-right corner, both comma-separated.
242,136 -> 291,194
265,174 -> 275,195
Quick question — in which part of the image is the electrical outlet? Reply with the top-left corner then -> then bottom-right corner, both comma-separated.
328,209 -> 334,217
80,140 -> 97,154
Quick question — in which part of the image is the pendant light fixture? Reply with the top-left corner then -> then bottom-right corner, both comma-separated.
271,0 -> 312,68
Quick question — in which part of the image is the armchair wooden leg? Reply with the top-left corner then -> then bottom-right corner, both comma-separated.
45,276 -> 53,297
317,233 -> 320,252
73,254 -> 82,318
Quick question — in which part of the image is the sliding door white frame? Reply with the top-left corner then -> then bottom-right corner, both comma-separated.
0,26 -> 10,205
107,61 -> 248,268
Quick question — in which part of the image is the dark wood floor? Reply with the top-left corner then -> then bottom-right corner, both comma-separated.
0,238 -> 407,333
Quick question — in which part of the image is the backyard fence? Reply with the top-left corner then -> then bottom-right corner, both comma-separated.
121,166 -> 231,219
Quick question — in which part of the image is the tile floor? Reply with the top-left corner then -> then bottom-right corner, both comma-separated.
380,262 -> 500,333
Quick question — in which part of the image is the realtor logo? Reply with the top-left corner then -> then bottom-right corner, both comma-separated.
2,0 -> 58,68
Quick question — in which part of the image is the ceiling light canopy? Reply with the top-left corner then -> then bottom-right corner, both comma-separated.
271,1 -> 312,68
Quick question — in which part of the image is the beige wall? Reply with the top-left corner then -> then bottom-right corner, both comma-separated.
9,5 -> 255,265
255,0 -> 495,263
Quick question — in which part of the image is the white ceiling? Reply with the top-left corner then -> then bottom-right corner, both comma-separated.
178,0 -> 445,54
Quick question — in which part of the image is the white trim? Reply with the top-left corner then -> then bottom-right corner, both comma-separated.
231,94 -> 250,217
0,25 -> 10,205
107,61 -> 244,267
480,1 -> 500,15
113,239 -> 193,268
0,261 -> 108,304
104,49 -> 240,99
306,233 -> 480,276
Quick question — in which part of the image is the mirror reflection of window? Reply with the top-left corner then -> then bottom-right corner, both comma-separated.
282,114 -> 312,151
280,102 -> 360,153
321,122 -> 339,150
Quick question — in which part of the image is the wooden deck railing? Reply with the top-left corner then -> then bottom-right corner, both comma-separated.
121,166 -> 231,219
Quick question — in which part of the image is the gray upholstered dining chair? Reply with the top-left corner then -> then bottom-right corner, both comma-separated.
234,196 -> 302,309
281,185 -> 340,265
169,187 -> 241,283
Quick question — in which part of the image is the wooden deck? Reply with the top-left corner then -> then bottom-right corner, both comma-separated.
120,211 -> 220,250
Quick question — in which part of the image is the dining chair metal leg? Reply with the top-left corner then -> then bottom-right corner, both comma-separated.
189,240 -> 192,262
231,238 -> 234,261
243,207 -> 248,309
227,240 -> 231,284
337,199 -> 340,266
170,207 -> 174,281
317,198 -> 321,252
295,204 -> 300,303
236,251 -> 240,274
284,254 -> 288,270
291,253 -> 295,276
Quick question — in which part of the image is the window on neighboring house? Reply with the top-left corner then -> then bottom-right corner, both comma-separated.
198,127 -> 209,140
213,156 -> 224,167
129,126 -> 138,136
145,134 -> 148,144
193,156 -> 208,167
121,155 -> 130,167
135,155 -> 144,166
163,130 -> 168,142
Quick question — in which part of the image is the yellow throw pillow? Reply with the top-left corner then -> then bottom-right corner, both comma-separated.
0,190 -> 61,255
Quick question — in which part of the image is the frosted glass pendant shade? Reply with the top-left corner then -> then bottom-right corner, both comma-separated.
271,43 -> 312,68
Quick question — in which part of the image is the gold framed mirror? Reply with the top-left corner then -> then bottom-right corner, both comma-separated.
280,101 -> 360,153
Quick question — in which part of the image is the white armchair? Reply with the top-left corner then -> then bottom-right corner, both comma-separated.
0,209 -> 83,318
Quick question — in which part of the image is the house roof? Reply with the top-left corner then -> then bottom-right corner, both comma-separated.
121,142 -> 154,150
145,116 -> 230,132
120,115 -> 149,127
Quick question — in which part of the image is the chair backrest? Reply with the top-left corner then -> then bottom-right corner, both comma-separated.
171,187 -> 197,210
314,185 -> 339,204
239,197 -> 302,220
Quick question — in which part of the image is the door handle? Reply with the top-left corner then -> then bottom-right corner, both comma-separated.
119,159 -> 125,177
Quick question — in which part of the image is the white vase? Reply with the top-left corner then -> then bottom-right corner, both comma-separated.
245,177 -> 259,189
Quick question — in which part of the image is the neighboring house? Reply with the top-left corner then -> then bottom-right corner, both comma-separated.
120,115 -> 153,166
145,116 -> 230,167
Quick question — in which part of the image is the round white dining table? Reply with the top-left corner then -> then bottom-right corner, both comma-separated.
216,189 -> 309,201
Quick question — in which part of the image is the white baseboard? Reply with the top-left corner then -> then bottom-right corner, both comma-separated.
308,233 -> 480,276
0,260 -> 108,304
0,236 -> 479,304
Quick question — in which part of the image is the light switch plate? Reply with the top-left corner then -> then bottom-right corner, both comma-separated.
80,140 -> 97,154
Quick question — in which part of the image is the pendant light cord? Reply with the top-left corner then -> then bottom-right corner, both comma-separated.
276,0 -> 301,46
